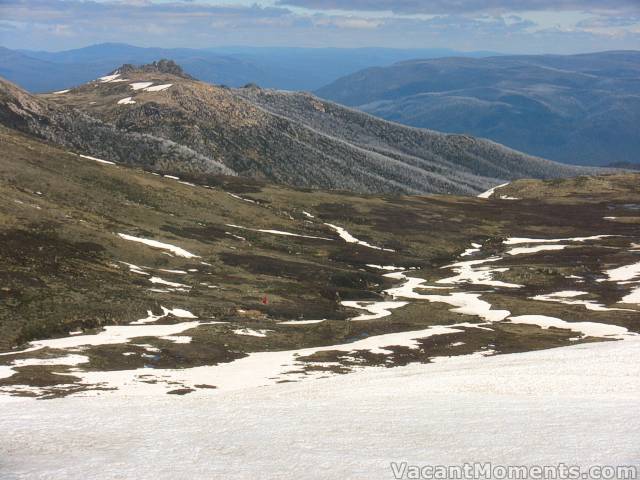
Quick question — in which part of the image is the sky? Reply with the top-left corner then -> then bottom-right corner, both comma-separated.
1,0 -> 639,53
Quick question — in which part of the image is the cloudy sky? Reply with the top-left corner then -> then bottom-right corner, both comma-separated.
1,0 -> 639,53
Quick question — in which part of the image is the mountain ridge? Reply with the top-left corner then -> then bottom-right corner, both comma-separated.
32,61 -> 595,195
316,51 -> 640,167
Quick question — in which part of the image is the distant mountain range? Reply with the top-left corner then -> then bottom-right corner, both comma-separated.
0,43 -> 498,93
0,60 -> 591,196
316,51 -> 640,167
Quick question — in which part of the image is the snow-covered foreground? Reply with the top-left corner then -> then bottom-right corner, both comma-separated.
1,339 -> 638,479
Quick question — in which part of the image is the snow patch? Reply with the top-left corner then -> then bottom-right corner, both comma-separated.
621,286 -> 640,304
3,321 -> 207,354
158,269 -> 188,275
149,277 -> 190,289
508,315 -> 632,339
325,223 -> 394,251
366,264 -> 404,271
130,82 -> 153,91
506,244 -> 567,256
117,233 -> 199,258
119,262 -> 149,276
279,319 -> 326,325
341,300 -> 409,321
226,224 -> 332,241
98,73 -> 121,83
606,261 -> 640,282
233,329 -> 272,338
421,292 -> 511,323
504,235 -> 615,245
437,257 -> 522,288
79,154 -> 115,165
227,193 -> 256,203
477,182 -> 509,199
532,291 -> 632,312
144,84 -> 173,92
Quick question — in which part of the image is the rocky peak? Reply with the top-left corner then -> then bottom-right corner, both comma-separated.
112,59 -> 193,79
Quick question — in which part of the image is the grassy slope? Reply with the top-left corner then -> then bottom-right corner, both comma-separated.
1,125 -> 639,395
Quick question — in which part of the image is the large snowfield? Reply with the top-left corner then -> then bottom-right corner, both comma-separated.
1,338 -> 639,479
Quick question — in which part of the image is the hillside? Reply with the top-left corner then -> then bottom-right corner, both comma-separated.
0,75 -> 232,177
0,121 -> 639,399
35,61 -> 591,195
316,51 -> 640,167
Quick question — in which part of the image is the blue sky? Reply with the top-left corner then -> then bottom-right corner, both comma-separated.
1,0 -> 639,53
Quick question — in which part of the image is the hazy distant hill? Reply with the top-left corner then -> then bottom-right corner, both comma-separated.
26,60 -> 592,195
316,51 -> 640,167
2,43 -> 497,93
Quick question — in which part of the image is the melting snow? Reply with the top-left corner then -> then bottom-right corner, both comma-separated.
144,84 -> 173,92
226,232 -> 246,241
162,308 -> 197,318
45,325 -> 466,396
117,233 -> 200,258
341,301 -> 409,321
233,329 -> 272,338
437,257 -> 522,288
149,277 -> 190,289
117,97 -> 136,105
606,261 -> 640,282
477,182 -> 509,199
384,271 -> 451,299
119,262 -> 149,276
227,193 -> 256,203
505,235 -> 615,245
226,224 -> 332,241
366,264 -> 404,271
460,243 -> 482,257
158,269 -> 188,275
508,315 -> 632,339
10,354 -> 89,369
98,73 -> 121,83
130,310 -> 166,325
79,154 -> 115,165
506,244 -> 567,256
325,223 -> 394,251
160,336 -> 192,344
532,291 -> 632,312
2,321 -> 207,354
130,82 -> 153,91
621,286 -> 640,304
53,89 -> 70,94
279,319 -> 326,325
379,269 -> 509,323
421,293 -> 510,322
